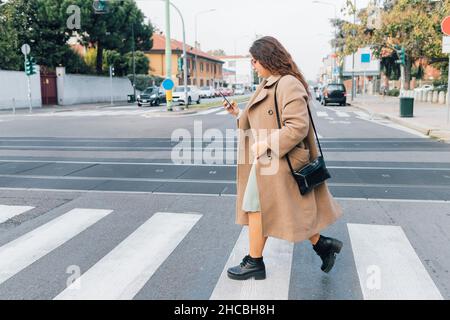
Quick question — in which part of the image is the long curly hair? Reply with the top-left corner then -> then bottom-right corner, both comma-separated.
249,36 -> 310,97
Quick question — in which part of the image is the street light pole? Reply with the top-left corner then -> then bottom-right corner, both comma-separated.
313,1 -> 338,83
164,0 -> 173,111
169,2 -> 188,108
194,9 -> 215,87
131,23 -> 136,101
351,0 -> 356,101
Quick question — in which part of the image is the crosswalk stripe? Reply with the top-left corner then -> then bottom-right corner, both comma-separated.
54,212 -> 202,300
316,111 -> 328,117
216,110 -> 230,115
347,223 -> 443,300
197,107 -> 223,115
0,205 -> 34,224
210,226 -> 293,300
0,208 -> 113,286
336,111 -> 350,117
353,111 -> 370,119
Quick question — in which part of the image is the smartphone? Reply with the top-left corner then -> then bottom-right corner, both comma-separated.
219,91 -> 233,108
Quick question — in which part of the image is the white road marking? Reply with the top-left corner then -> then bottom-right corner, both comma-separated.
316,111 -> 329,117
197,107 -> 223,115
216,110 -> 230,115
336,111 -> 350,117
347,223 -> 443,300
0,205 -> 34,224
55,212 -> 202,300
0,208 -> 113,285
210,226 -> 293,300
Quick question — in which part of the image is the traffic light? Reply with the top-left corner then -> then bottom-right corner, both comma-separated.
24,56 -> 37,76
395,45 -> 406,65
177,57 -> 183,72
93,0 -> 109,14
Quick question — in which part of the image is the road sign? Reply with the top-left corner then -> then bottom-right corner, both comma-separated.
162,78 -> 174,91
21,44 -> 30,56
441,16 -> 450,36
443,36 -> 450,53
361,53 -> 371,63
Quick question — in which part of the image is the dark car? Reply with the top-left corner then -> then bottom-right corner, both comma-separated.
137,87 -> 165,107
321,83 -> 347,106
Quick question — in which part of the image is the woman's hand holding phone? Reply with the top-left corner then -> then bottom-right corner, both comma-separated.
221,94 -> 239,117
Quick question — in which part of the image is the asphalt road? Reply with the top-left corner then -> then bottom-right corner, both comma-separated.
0,98 -> 449,300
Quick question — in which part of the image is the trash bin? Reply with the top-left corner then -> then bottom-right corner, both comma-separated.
400,97 -> 414,117
127,94 -> 135,103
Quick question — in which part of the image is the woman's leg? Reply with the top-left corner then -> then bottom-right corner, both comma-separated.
309,233 -> 320,245
248,211 -> 268,258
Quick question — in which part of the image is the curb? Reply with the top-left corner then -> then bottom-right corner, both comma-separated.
351,103 -> 450,143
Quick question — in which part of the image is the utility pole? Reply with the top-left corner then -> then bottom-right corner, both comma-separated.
170,2 -> 188,108
165,0 -> 173,111
194,9 -> 215,87
351,0 -> 356,100
131,23 -> 136,101
109,65 -> 114,106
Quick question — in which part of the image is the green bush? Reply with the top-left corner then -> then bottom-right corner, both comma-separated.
128,74 -> 164,91
387,88 -> 400,96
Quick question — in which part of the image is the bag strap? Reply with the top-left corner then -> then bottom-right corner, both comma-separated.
273,80 -> 324,171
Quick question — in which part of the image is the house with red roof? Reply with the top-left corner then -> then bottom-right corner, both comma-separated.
146,32 -> 225,88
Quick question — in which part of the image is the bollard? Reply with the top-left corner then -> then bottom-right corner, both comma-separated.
432,91 -> 439,103
426,91 -> 433,102
12,98 -> 16,114
438,91 -> 446,105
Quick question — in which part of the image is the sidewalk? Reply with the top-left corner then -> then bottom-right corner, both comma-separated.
350,94 -> 450,143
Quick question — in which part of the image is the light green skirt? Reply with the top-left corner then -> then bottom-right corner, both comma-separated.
242,163 -> 261,212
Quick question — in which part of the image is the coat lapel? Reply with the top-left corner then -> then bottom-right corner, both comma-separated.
248,74 -> 282,110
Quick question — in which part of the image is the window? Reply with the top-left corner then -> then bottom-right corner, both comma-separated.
214,65 -> 217,74
206,63 -> 209,73
200,63 -> 204,72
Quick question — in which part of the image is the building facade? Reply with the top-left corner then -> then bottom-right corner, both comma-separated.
216,55 -> 254,89
146,33 -> 224,88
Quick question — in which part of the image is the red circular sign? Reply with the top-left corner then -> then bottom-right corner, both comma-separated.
441,16 -> 450,36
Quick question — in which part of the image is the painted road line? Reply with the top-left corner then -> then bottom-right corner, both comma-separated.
55,212 -> 202,300
197,107 -> 223,115
210,226 -> 293,300
0,208 -> 113,286
316,111 -> 329,117
336,111 -> 350,117
347,223 -> 443,300
0,205 -> 34,224
216,110 -> 230,115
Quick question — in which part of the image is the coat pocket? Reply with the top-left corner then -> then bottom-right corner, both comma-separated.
287,146 -> 310,171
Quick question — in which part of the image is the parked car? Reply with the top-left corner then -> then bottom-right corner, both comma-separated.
321,83 -> 347,106
199,86 -> 215,98
137,87 -> 165,107
434,84 -> 448,92
233,84 -> 245,95
172,85 -> 201,105
223,87 -> 234,96
216,87 -> 232,96
414,84 -> 434,92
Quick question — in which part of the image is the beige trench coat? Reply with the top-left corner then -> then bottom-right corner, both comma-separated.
235,74 -> 343,243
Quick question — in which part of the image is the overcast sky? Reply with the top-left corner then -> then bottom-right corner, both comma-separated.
136,0 -> 371,81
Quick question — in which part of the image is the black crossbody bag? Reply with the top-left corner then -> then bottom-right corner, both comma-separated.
273,81 -> 331,195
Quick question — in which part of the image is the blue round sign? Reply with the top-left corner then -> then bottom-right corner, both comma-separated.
162,78 -> 174,90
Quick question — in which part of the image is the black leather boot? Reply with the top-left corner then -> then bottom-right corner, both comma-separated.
227,254 -> 266,280
313,235 -> 343,273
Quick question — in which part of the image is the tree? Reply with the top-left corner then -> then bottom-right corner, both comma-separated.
103,49 -> 149,76
341,0 -> 448,89
62,0 -> 153,74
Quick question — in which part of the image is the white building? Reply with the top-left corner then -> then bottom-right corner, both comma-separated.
216,55 -> 254,89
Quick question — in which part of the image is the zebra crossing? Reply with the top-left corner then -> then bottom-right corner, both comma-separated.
0,203 -> 444,300
205,107 -> 356,120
